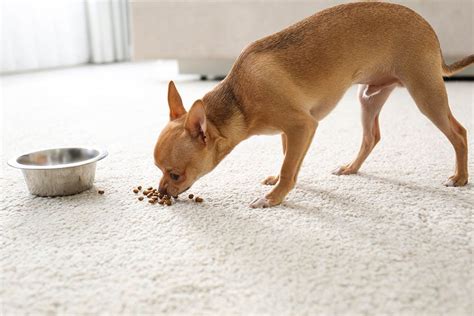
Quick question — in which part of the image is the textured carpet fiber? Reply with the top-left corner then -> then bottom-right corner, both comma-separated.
1,62 -> 473,315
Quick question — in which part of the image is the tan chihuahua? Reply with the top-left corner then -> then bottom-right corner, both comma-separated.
154,2 -> 473,208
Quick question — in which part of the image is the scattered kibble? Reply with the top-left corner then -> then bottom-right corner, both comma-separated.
98,190 -> 105,195
132,186 -> 204,206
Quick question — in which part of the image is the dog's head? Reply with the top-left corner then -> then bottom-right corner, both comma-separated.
154,81 -> 219,197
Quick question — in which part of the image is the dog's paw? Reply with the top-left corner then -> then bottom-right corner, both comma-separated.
250,195 -> 283,208
250,197 -> 271,208
444,175 -> 468,187
251,196 -> 284,208
332,165 -> 358,176
261,175 -> 279,185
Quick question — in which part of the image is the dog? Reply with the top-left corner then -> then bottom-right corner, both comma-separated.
154,2 -> 473,208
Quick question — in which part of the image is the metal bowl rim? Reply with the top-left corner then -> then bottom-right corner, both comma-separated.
7,147 -> 108,170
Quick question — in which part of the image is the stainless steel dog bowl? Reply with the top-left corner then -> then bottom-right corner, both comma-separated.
8,147 -> 108,196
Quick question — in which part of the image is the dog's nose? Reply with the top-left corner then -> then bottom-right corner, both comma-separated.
158,185 -> 167,195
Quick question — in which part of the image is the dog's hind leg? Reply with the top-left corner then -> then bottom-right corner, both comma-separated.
262,133 -> 287,185
403,71 -> 468,186
333,84 -> 395,175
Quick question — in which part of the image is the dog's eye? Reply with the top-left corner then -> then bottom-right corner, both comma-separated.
170,172 -> 180,181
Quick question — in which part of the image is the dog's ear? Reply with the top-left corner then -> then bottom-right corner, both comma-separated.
185,99 -> 207,144
168,81 -> 186,120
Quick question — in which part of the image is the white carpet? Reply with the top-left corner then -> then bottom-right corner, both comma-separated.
1,62 -> 473,315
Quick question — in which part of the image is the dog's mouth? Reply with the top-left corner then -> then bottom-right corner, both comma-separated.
179,186 -> 191,195
170,185 -> 192,198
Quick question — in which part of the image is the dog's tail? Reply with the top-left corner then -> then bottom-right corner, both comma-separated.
442,54 -> 474,77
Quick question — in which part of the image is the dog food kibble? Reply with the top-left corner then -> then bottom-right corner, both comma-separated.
98,190 -> 105,195
132,185 -> 203,207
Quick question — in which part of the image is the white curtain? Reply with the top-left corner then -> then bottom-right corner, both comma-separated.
86,0 -> 130,64
0,0 -> 90,73
0,0 -> 130,74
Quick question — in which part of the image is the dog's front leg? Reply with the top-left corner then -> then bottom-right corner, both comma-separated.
250,119 -> 317,208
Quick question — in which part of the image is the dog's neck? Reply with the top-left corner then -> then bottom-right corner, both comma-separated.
202,79 -> 249,165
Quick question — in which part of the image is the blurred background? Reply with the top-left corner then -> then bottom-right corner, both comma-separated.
1,0 -> 473,77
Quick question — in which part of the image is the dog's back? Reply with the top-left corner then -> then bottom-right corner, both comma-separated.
236,2 -> 441,87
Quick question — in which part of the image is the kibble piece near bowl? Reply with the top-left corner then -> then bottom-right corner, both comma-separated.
137,186 -> 142,190
188,194 -> 194,199
133,188 -> 139,194
98,190 -> 105,195
195,197 -> 203,203
138,196 -> 144,201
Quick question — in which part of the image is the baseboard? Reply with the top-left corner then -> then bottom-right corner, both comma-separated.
444,76 -> 474,81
